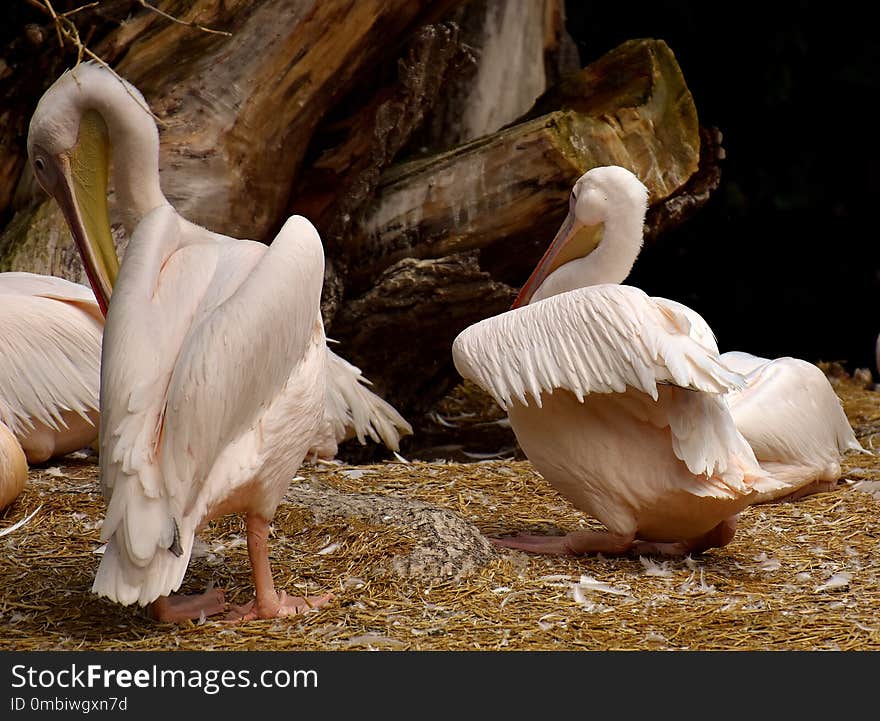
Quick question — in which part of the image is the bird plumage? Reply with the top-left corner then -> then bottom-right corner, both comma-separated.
27,61 -> 406,618
0,272 -> 101,463
454,166 -> 789,554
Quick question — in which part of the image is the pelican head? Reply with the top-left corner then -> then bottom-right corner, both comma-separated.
28,62 -> 163,314
513,165 -> 649,307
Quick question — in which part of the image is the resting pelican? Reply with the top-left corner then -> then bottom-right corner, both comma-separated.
453,166 -> 787,556
0,272 -> 102,463
719,351 -> 864,502
26,62 -> 407,621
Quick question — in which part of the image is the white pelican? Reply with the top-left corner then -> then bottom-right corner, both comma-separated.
453,166 -> 788,556
0,420 -> 27,511
27,62 -> 410,621
0,272 -> 102,464
719,351 -> 864,502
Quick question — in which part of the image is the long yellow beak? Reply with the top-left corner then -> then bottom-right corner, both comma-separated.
512,211 -> 604,308
50,110 -> 119,316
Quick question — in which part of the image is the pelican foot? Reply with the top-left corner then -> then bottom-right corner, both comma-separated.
492,530 -> 634,556
147,588 -> 226,623
224,591 -> 334,622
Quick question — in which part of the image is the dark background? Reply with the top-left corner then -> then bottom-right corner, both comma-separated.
565,2 -> 880,371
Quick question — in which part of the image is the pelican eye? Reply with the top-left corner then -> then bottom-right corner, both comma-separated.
34,157 -> 46,172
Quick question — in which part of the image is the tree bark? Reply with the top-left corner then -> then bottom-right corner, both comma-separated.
326,38 -> 702,415
0,4 -> 713,443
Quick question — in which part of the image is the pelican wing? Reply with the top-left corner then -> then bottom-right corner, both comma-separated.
0,290 -> 101,436
320,347 -> 413,452
97,211 -> 325,602
652,296 -> 719,354
158,217 -> 326,508
0,271 -> 98,302
452,283 -> 744,411
725,355 -> 866,462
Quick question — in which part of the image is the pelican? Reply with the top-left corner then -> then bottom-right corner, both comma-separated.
0,420 -> 27,511
0,272 -> 102,464
26,62 -> 410,621
718,351 -> 864,502
453,166 -> 788,556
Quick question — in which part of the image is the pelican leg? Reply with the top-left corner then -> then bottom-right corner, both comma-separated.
493,516 -> 739,558
225,513 -> 333,622
770,479 -> 838,503
147,588 -> 226,623
492,530 -> 636,556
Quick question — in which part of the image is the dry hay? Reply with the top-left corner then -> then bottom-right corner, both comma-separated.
1,371 -> 879,651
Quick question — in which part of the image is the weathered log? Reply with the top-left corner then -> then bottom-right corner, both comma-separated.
113,0 -> 465,241
1,0 -> 465,282
409,0 -> 580,154
345,38 -> 700,295
331,252 -> 514,414
322,38 -> 700,420
291,20 -> 468,279
643,125 -> 725,243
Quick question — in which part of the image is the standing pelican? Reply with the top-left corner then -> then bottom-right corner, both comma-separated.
27,62 -> 347,621
453,166 -> 787,556
0,272 -> 102,463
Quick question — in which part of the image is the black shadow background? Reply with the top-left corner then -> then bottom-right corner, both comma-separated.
565,2 -> 880,371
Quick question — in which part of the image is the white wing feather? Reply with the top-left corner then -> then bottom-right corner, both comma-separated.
725,354 -> 866,464
159,216 -> 325,508
0,276 -> 101,436
320,347 -> 412,452
452,284 -> 745,411
95,210 -> 325,604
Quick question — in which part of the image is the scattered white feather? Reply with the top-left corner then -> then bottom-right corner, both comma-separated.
317,541 -> 341,556
392,451 -> 410,464
190,537 -> 211,559
683,556 -> 699,570
571,574 -> 630,597
639,556 -> 673,577
752,552 -> 782,572
93,543 -> 107,555
491,586 -> 513,594
343,577 -> 365,591
815,572 -> 851,592
0,505 -> 42,537
500,591 -> 530,609
853,481 -> 880,501
428,412 -> 458,428
645,631 -> 667,643
538,574 -> 574,587
339,469 -> 375,480
341,634 -> 406,649
43,467 -> 64,478
676,568 -> 715,594
795,572 -> 811,582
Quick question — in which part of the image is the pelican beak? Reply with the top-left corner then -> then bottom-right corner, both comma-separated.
511,210 -> 603,308
45,110 -> 119,316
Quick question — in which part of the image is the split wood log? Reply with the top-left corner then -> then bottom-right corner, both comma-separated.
0,0 -> 464,281
329,38 -> 702,417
